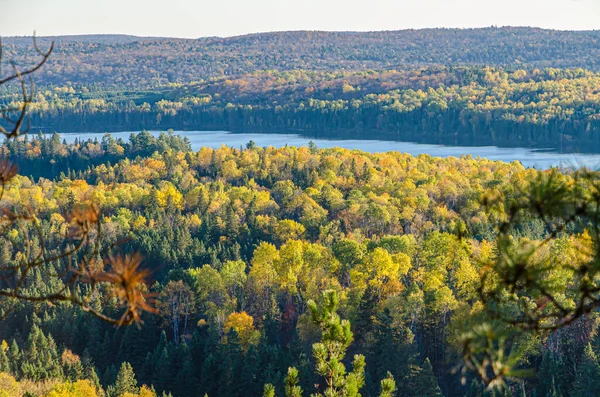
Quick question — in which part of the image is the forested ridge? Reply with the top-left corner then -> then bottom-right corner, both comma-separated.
1,132 -> 600,396
5,66 -> 600,149
4,28 -> 600,149
4,28 -> 600,87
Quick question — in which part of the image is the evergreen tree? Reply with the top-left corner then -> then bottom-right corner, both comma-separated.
114,362 -> 139,396
217,328 -> 245,397
308,290 -> 367,397
103,364 -> 117,389
8,339 -> 20,376
571,343 -> 600,397
98,330 -> 115,370
284,367 -> 303,397
369,307 -> 417,396
547,377 -> 562,397
171,342 -> 197,397
353,285 -> 378,348
151,336 -> 173,392
266,290 -> 396,397
263,383 -> 276,397
406,358 -> 443,397
240,344 -> 262,397
19,325 -> 62,381
536,351 -> 567,397
62,349 -> 85,382
200,353 -> 220,397
379,372 -> 397,397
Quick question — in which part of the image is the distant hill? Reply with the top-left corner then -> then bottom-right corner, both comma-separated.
3,34 -> 153,45
3,27 -> 600,88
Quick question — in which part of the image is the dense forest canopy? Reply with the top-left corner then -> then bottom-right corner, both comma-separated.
1,132 -> 600,397
4,28 -> 600,87
4,66 -> 600,148
4,26 -> 600,397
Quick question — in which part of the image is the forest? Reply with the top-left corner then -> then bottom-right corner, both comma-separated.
3,28 -> 600,150
1,132 -> 600,396
3,26 -> 600,397
3,28 -> 600,87
2,66 -> 600,149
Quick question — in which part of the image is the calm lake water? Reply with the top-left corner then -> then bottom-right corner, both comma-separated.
58,130 -> 600,170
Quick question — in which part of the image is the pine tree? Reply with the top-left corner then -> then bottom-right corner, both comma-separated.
103,364 -> 117,389
379,372 -> 397,397
353,284 -> 378,348
151,336 -> 173,392
200,353 -> 219,397
286,332 -> 314,395
62,349 -> 85,381
571,343 -> 600,397
217,328 -> 245,397
284,367 -> 303,397
263,383 -> 276,397
407,358 -> 443,397
369,307 -> 418,397
257,343 -> 284,394
114,362 -> 139,396
79,317 -> 102,357
86,367 -> 103,395
19,325 -> 62,381
117,323 -> 146,369
98,330 -> 115,371
7,339 -> 20,377
172,342 -> 197,397
308,290 -> 367,397
189,330 -> 207,373
537,351 -> 566,397
267,290 -> 396,397
547,377 -> 562,397
240,344 -> 261,397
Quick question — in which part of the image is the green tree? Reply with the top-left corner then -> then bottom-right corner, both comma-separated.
114,362 -> 139,396
263,384 -> 276,397
19,325 -> 63,381
536,351 -> 566,397
547,377 -> 562,397
406,358 -> 443,397
571,344 -> 600,397
265,290 -> 396,397
369,308 -> 418,396
308,290 -> 367,397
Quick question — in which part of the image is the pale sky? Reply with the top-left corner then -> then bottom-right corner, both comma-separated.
1,0 -> 599,38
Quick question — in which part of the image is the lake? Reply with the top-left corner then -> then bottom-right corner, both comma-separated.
56,130 -> 600,170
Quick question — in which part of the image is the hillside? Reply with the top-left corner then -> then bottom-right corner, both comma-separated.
14,67 -> 600,149
3,27 -> 600,88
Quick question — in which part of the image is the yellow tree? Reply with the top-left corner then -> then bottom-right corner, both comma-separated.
224,311 -> 260,351
43,380 -> 99,397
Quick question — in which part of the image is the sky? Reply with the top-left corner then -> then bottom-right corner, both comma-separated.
1,0 -> 599,38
